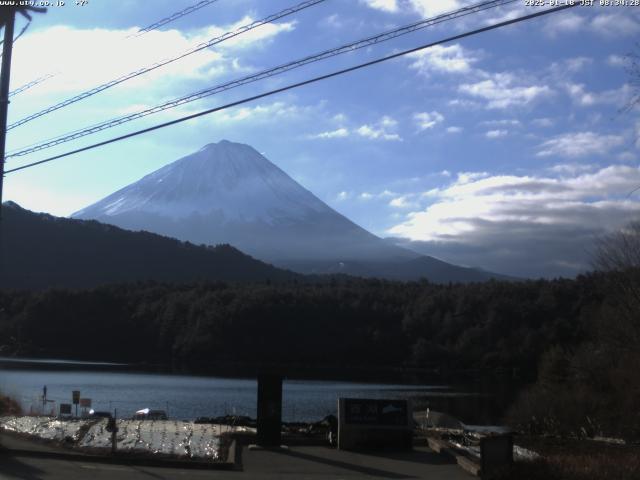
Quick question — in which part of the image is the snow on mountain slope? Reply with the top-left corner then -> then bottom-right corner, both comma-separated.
74,141 -> 329,223
73,140 -> 417,265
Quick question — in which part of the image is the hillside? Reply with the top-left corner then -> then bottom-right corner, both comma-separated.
0,202 -> 298,289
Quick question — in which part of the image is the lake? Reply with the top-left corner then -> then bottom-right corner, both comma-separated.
0,358 -> 518,424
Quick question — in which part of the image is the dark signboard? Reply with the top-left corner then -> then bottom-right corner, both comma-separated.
72,390 -> 80,405
60,403 -> 72,415
342,398 -> 408,426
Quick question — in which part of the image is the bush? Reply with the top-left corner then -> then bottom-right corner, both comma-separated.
497,451 -> 640,480
0,392 -> 22,416
506,343 -> 640,440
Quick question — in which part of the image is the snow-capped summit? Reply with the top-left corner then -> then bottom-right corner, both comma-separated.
74,140 -> 328,224
73,140 -> 415,266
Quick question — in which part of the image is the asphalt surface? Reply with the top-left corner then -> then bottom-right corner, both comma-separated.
0,430 -> 473,479
0,445 -> 473,479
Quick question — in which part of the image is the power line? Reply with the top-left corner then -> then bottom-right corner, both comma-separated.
9,1 -> 221,99
9,72 -> 55,97
5,3 -> 578,175
7,0 -> 518,159
0,18 -> 30,59
7,0 -> 328,131
13,18 -> 29,42
131,0 -> 222,38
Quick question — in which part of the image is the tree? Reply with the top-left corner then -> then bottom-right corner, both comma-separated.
592,220 -> 640,355
623,43 -> 640,113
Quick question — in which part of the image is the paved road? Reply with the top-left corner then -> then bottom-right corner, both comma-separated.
0,445 -> 473,479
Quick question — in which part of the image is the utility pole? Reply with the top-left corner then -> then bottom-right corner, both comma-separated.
0,5 -> 46,221
0,8 -> 16,220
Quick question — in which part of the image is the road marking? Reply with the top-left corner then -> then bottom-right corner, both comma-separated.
80,464 -> 129,471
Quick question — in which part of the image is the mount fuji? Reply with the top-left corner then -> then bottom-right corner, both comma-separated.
73,140 -> 504,282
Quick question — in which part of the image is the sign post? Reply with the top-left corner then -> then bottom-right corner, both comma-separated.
105,408 -> 119,454
72,390 -> 80,417
80,398 -> 92,417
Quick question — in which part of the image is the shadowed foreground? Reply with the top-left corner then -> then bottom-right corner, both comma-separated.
0,444 -> 472,480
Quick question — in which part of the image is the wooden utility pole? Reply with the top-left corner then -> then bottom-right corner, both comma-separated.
0,5 -> 46,221
0,7 -> 16,220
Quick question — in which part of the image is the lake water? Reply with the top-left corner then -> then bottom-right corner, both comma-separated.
0,358 -> 517,424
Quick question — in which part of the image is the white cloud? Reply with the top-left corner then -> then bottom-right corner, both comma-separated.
380,116 -> 398,127
543,12 -> 585,36
357,190 -> 398,201
480,119 -> 521,127
356,116 -> 402,141
541,12 -> 640,38
361,0 -> 398,12
459,72 -> 551,109
591,13 -> 640,37
213,102 -> 302,124
448,98 -> 481,109
566,83 -> 596,106
564,57 -> 593,72
407,44 -> 479,75
336,191 -> 351,201
457,172 -> 489,184
361,0 -> 469,17
322,14 -> 344,28
479,4 -> 528,25
537,132 -> 625,158
387,165 -> 640,277
308,114 -> 403,141
195,17 -> 296,49
414,111 -> 444,130
607,55 -> 627,67
358,126 -> 401,141
308,128 -> 350,139
548,163 -> 597,175
446,126 -> 463,134
532,117 -> 555,128
618,152 -> 637,162
11,19 -> 294,96
566,83 -> 633,108
332,113 -> 348,123
389,195 -> 417,209
485,129 -> 508,139
407,0 -> 464,18
13,27 -> 215,94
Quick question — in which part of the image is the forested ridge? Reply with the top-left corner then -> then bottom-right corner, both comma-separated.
0,273 -> 604,376
0,202 -> 299,289
2,266 -> 639,439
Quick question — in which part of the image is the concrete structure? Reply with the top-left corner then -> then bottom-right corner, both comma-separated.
337,398 -> 413,450
256,374 -> 283,447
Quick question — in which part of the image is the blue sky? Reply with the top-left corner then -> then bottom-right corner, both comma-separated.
3,0 -> 640,277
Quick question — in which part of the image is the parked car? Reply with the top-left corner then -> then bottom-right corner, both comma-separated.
133,408 -> 168,420
88,409 -> 112,419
